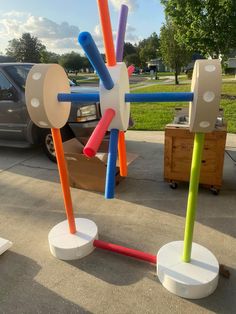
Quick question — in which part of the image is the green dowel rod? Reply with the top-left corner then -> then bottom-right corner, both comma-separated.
182,132 -> 205,263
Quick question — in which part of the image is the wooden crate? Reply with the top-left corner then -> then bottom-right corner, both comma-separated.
164,125 -> 227,191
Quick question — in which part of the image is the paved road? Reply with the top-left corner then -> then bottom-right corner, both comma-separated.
0,131 -> 235,313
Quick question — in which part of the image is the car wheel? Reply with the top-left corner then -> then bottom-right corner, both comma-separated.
41,130 -> 57,162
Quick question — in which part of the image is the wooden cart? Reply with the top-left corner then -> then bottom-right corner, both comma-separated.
164,124 -> 227,194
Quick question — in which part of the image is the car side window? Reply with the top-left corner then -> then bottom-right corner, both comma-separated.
0,72 -> 17,101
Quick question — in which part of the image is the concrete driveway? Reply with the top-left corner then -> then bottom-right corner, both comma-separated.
0,131 -> 235,314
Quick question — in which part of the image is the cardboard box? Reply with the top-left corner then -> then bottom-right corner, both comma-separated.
63,138 -> 137,193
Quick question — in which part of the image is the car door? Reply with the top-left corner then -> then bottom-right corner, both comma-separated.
0,71 -> 25,140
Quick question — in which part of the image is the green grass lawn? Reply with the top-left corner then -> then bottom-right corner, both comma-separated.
222,81 -> 236,95
130,81 -> 236,132
68,73 -> 99,85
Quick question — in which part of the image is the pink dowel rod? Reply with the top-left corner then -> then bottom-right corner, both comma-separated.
128,65 -> 135,77
83,108 -> 116,158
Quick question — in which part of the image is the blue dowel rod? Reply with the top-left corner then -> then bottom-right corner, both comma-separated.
57,92 -> 194,104
58,93 -> 100,103
105,129 -> 119,199
125,92 -> 194,103
78,32 -> 114,90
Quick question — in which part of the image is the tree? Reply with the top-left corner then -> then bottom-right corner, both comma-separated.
123,42 -> 140,66
123,42 -> 137,57
138,32 -> 160,67
160,22 -> 192,84
41,51 -> 60,64
161,0 -> 236,58
6,33 -> 46,63
124,53 -> 140,67
59,52 -> 83,74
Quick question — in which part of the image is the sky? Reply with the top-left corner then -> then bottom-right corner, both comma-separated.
0,0 -> 165,55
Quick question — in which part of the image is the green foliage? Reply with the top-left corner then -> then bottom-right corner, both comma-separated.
124,53 -> 140,66
123,42 -> 140,66
161,0 -> 236,58
123,42 -> 137,57
41,51 -> 60,63
160,22 -> 192,84
138,32 -> 160,67
59,51 -> 84,73
6,33 -> 46,63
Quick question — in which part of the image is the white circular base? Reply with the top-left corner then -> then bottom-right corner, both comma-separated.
157,241 -> 219,299
48,218 -> 98,260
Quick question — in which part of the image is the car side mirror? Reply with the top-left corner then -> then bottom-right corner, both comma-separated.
0,88 -> 19,101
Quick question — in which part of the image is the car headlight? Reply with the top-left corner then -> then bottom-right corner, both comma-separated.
76,104 -> 97,122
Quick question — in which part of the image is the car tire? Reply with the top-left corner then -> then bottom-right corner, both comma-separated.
41,129 -> 57,162
40,126 -> 75,162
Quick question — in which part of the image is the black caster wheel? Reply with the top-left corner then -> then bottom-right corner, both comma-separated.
210,187 -> 219,195
170,182 -> 178,189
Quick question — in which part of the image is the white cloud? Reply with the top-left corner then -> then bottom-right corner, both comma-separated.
90,22 -> 138,52
110,0 -> 139,11
0,11 -> 80,53
23,17 -> 79,40
3,11 -> 30,18
92,24 -> 112,49
126,24 -> 138,42
0,9 -> 139,55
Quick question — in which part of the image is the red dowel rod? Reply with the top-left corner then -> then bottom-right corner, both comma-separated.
93,239 -> 157,264
83,108 -> 116,158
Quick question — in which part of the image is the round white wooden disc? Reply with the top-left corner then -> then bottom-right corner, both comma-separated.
48,218 -> 98,260
189,59 -> 221,133
157,241 -> 219,299
100,62 -> 130,131
0,237 -> 12,255
25,64 -> 71,129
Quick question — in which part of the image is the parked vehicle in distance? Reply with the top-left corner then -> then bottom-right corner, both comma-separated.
133,67 -> 140,74
0,63 -> 101,161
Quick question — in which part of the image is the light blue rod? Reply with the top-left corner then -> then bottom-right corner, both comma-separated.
78,32 -> 114,90
105,129 -> 119,199
57,92 -> 194,104
58,93 -> 99,103
125,92 -> 194,103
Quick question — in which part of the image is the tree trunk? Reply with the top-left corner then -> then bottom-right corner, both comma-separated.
175,62 -> 179,85
175,71 -> 179,85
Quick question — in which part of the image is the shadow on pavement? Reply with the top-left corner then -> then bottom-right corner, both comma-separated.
3,140 -> 236,239
67,233 -> 156,287
0,251 -> 91,314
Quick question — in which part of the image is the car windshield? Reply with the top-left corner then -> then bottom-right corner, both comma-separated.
4,64 -> 33,90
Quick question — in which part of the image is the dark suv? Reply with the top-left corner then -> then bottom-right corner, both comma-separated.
0,63 -> 101,161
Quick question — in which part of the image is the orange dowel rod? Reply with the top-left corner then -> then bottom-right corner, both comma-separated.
51,128 -> 76,234
83,108 -> 116,158
97,0 -> 116,66
118,65 -> 134,175
118,131 -> 127,177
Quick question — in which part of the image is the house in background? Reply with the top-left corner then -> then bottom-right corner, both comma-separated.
226,58 -> 236,75
0,55 -> 15,63
147,58 -> 169,72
